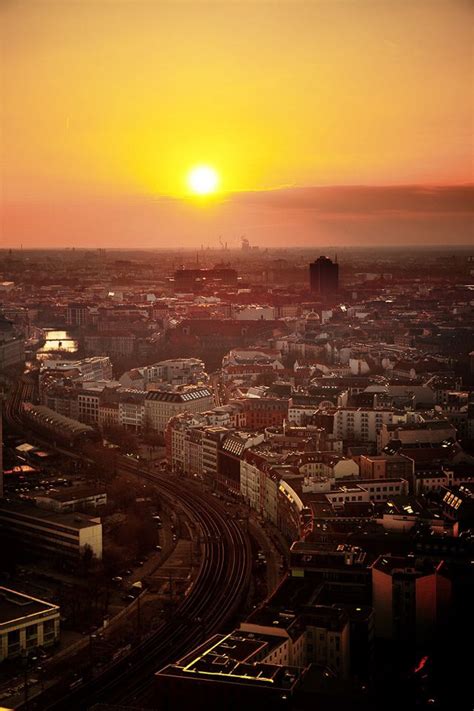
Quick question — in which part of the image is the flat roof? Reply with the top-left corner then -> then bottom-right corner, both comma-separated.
0,501 -> 101,530
0,587 -> 59,626
34,486 -> 106,503
160,632 -> 302,690
15,443 -> 37,453
179,633 -> 271,670
372,555 -> 438,576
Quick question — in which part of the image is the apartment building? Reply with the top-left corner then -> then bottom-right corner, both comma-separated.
145,387 -> 213,434
359,454 -> 414,481
324,478 -> 409,508
77,391 -> 100,425
378,419 -> 457,452
371,555 -> 451,645
333,408 -> 397,443
41,356 -> 112,382
202,426 -> 228,484
118,390 -> 147,431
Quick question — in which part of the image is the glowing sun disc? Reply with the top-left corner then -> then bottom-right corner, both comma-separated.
187,165 -> 219,195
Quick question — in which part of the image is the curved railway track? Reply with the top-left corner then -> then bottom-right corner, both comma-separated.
40,466 -> 252,710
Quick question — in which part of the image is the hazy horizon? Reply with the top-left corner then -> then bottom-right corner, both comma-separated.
2,183 -> 473,249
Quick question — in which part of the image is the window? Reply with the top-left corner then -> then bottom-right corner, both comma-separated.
26,624 -> 38,647
43,620 -> 54,642
8,629 -> 20,650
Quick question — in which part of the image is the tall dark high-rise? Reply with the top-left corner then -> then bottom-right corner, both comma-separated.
309,256 -> 339,297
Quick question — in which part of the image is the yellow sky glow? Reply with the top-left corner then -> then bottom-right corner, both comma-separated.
0,1 -> 472,247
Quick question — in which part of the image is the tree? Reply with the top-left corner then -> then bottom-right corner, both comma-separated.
108,476 -> 136,510
80,544 -> 95,576
82,443 -> 118,486
103,425 -> 140,454
103,543 -> 130,576
114,511 -> 158,558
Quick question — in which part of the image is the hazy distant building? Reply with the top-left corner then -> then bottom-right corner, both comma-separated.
309,257 -> 339,298
173,266 -> 238,292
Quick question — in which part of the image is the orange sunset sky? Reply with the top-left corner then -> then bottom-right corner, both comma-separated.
1,0 -> 473,248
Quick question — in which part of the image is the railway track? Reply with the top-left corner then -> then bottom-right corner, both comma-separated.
39,466 -> 252,710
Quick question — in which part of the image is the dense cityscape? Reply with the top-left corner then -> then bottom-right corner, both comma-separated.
2,0 -> 473,707
0,245 -> 472,709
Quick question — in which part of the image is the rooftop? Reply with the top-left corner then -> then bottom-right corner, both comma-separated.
0,587 -> 59,627
146,386 -> 212,403
372,555 -> 441,576
0,500 -> 101,530
159,631 -> 302,691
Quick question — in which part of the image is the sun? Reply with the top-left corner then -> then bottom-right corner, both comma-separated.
187,165 -> 219,196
